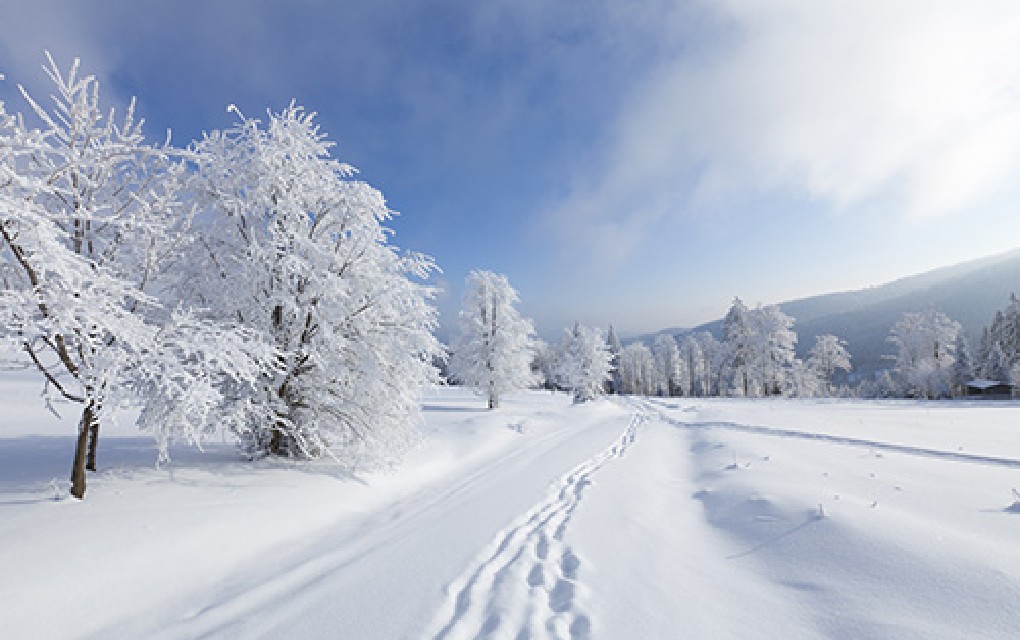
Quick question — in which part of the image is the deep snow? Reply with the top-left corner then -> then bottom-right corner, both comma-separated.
3,382 -> 1020,639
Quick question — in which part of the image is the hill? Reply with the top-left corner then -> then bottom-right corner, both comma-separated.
642,248 -> 1020,379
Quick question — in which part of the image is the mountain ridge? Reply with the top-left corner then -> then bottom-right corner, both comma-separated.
636,247 -> 1020,378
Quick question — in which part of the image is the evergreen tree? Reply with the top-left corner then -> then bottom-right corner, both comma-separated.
978,294 -> 1020,380
951,332 -> 975,395
977,326 -> 992,378
606,324 -> 623,394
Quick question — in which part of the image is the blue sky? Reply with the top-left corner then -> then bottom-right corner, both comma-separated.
4,1 -> 1020,340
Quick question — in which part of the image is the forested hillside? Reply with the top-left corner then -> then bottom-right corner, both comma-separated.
645,249 -> 1020,378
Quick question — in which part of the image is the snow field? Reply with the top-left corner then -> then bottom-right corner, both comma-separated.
566,399 -> 820,639
5,387 -> 1020,638
638,398 -> 1020,638
0,385 -> 631,639
426,405 -> 643,639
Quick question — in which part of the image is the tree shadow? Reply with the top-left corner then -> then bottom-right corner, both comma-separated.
726,513 -> 824,560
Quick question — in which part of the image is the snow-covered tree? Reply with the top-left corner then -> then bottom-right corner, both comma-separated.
693,331 -> 728,397
187,103 -> 441,464
950,332 -> 975,396
449,270 -> 536,409
984,342 -> 1011,383
977,295 -> 1020,381
652,333 -> 683,396
752,305 -> 798,396
786,359 -> 817,397
618,342 -> 656,396
678,335 -> 704,396
605,324 -> 623,394
976,326 -> 992,378
0,55 -> 269,498
556,323 -> 613,403
722,297 -> 754,396
887,308 -> 961,399
807,334 -> 852,396
531,339 -> 557,391
720,299 -> 798,397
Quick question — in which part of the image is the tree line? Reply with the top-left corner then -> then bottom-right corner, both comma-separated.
446,279 -> 1020,404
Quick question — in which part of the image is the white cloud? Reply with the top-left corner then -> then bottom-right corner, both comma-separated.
547,0 -> 1020,262
0,4 -> 118,98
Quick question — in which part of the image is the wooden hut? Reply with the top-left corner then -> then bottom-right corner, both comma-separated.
965,379 -> 1015,399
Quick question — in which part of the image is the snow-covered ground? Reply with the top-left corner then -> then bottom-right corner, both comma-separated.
4,383 -> 1020,639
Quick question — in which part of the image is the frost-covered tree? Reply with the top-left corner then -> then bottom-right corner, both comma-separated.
722,297 -> 754,396
557,323 -> 613,403
887,308 -> 961,399
618,342 -> 656,396
652,333 -> 683,396
187,103 -> 441,464
977,295 -> 1020,380
807,334 -> 852,396
678,335 -> 704,396
0,56 -> 269,498
785,359 -> 816,397
449,270 -> 536,409
950,332 -> 975,395
752,305 -> 798,396
531,339 -> 557,391
976,326 -> 992,378
698,331 -> 729,396
720,299 -> 798,397
605,324 -> 623,394
984,342 -> 1011,383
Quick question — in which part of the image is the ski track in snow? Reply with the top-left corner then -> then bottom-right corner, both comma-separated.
156,416 -> 588,640
642,398 -> 1020,470
426,405 -> 646,640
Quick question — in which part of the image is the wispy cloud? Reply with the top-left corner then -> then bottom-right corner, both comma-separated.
0,4 -> 118,100
546,1 -> 1020,264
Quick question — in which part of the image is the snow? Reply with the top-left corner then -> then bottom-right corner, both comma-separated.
4,382 -> 1020,638
967,378 -> 1007,389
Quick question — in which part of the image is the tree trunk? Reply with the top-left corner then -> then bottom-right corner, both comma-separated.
270,380 -> 289,455
487,384 -> 498,409
70,401 -> 96,500
86,418 -> 100,471
269,426 -> 284,456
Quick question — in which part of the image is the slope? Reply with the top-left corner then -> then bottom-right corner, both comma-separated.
642,247 -> 1020,378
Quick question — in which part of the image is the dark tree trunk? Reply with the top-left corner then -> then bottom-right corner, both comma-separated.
70,401 -> 97,500
269,380 -> 289,455
269,426 -> 284,456
86,418 -> 99,471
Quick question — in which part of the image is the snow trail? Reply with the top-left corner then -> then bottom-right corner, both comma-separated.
426,405 -> 645,640
642,398 -> 1020,469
